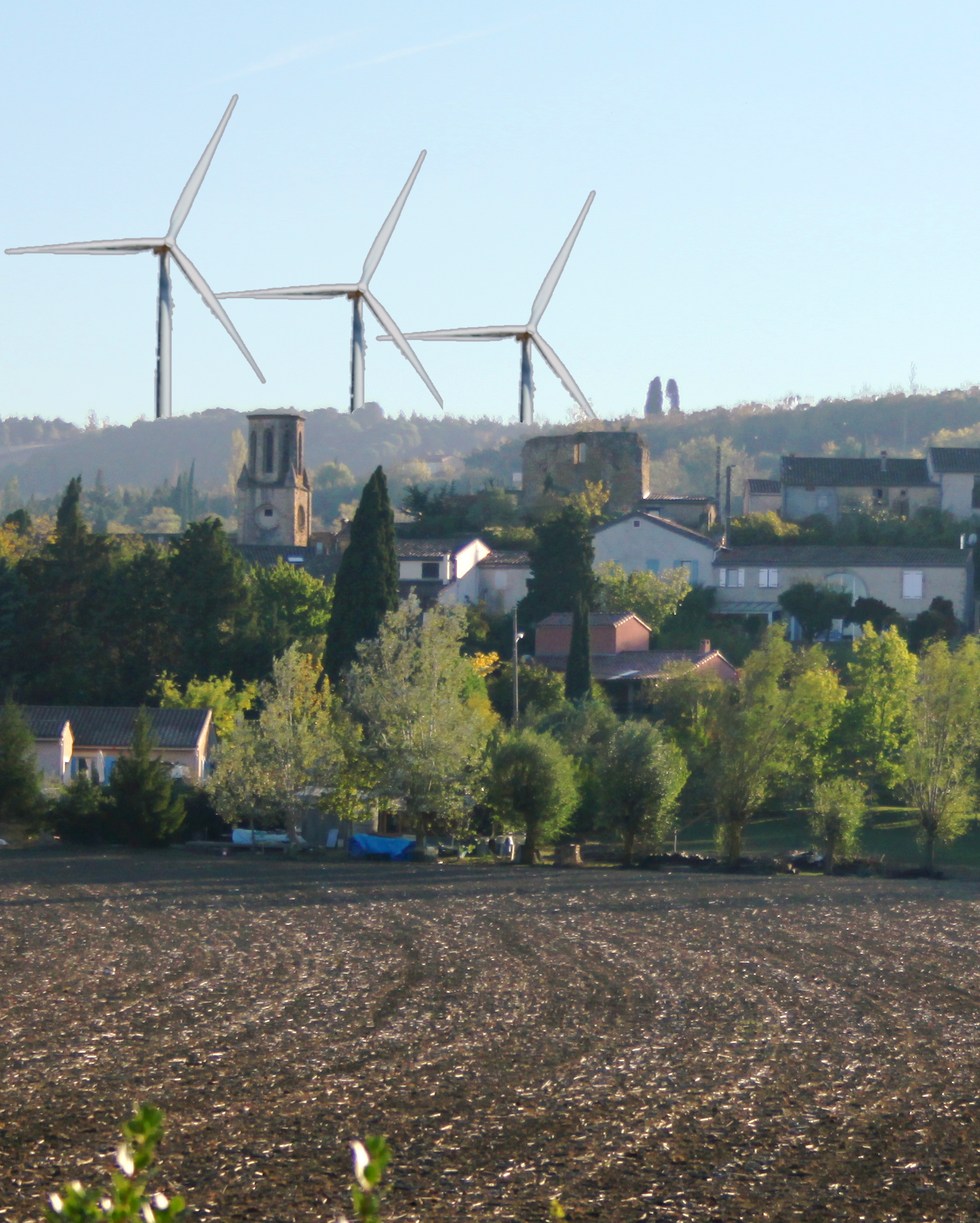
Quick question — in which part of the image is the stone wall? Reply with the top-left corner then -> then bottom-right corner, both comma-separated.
522,431 -> 649,513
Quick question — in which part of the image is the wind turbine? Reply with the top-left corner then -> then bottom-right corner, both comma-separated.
381,191 -> 597,424
5,95 -> 264,421
218,150 -> 442,413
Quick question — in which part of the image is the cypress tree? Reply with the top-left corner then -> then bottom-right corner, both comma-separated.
0,702 -> 43,824
324,466 -> 399,684
644,377 -> 664,417
564,596 -> 592,702
106,709 -> 185,846
666,378 -> 681,414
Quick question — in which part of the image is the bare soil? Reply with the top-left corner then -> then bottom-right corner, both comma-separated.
1,850 -> 979,1222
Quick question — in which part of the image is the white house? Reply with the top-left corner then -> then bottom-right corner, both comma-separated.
712,545 -> 974,629
593,511 -> 716,585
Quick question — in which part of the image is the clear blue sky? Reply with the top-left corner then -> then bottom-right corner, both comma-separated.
4,1 -> 980,429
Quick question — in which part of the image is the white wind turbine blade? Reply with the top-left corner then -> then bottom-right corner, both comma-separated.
170,245 -> 265,382
528,191 -> 595,327
384,325 -> 521,341
218,282 -> 356,301
5,238 -> 160,255
363,289 -> 443,408
167,96 -> 238,241
532,332 -> 595,418
360,150 -> 426,286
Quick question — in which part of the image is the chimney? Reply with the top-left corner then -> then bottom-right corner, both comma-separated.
880,450 -> 888,472
699,638 -> 712,655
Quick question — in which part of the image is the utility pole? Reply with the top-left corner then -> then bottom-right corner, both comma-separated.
512,607 -> 525,725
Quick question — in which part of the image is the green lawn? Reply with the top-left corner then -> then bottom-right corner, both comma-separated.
673,805 -> 980,872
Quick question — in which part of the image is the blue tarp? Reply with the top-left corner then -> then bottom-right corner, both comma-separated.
348,833 -> 416,860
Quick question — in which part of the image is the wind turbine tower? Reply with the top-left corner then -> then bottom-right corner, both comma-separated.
5,95 -> 264,420
383,191 -> 598,424
219,150 -> 442,413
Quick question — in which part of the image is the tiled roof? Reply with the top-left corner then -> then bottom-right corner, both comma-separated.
746,479 -> 781,495
536,647 -> 727,682
395,537 -> 484,561
20,710 -> 70,740
477,551 -> 531,568
780,456 -> 931,487
641,494 -> 715,504
928,446 -> 980,474
595,511 -> 716,547
20,707 -> 211,750
537,611 -> 646,630
715,545 -> 969,568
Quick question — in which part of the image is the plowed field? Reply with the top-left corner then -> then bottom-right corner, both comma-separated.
1,851 -> 979,1221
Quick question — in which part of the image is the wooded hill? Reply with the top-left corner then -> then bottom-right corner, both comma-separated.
3,387 -> 980,503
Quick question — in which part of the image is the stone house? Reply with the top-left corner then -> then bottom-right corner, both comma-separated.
522,431 -> 650,514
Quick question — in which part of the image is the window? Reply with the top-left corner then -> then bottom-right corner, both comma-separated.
902,570 -> 924,599
633,519 -> 641,528
263,428 -> 274,474
297,506 -> 305,532
759,568 -> 779,588
421,561 -> 440,580
675,559 -> 699,582
873,487 -> 885,505
297,433 -> 303,471
249,431 -> 257,473
645,558 -> 660,573
573,442 -> 587,465
718,568 -> 745,588
816,493 -> 830,510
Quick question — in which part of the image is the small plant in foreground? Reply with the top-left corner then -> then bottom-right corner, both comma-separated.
349,1135 -> 391,1222
45,1105 -> 184,1222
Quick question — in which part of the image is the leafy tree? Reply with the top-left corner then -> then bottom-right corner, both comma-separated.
778,582 -> 852,642
106,709 -> 185,846
838,625 -> 917,795
564,597 -> 592,702
598,721 -> 689,865
846,596 -> 899,633
727,511 -> 802,545
809,776 -> 866,874
49,773 -> 110,844
534,694 -> 618,836
644,377 -> 664,417
209,646 -> 364,841
594,561 -> 690,634
522,503 -> 596,628
487,728 -> 578,863
902,636 -> 980,871
346,597 -> 495,847
0,701 -> 43,824
486,660 -> 566,724
906,596 -> 959,654
689,628 -> 845,866
154,672 -> 257,740
244,559 -> 333,674
323,467 -> 398,685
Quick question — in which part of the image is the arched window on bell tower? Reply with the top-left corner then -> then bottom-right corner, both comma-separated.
263,428 -> 274,475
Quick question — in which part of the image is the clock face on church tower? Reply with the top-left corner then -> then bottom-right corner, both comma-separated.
256,503 -> 279,531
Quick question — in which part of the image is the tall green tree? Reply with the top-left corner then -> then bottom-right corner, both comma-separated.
521,503 -> 596,628
167,519 -> 249,685
598,721 -> 689,865
564,597 -> 592,702
17,477 -> 116,703
902,636 -> 980,872
487,728 -> 579,863
838,624 -> 917,795
324,467 -> 398,685
0,701 -> 43,824
346,596 -> 496,847
106,709 -> 185,846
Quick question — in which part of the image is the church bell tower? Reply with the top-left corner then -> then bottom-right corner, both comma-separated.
237,409 -> 312,547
